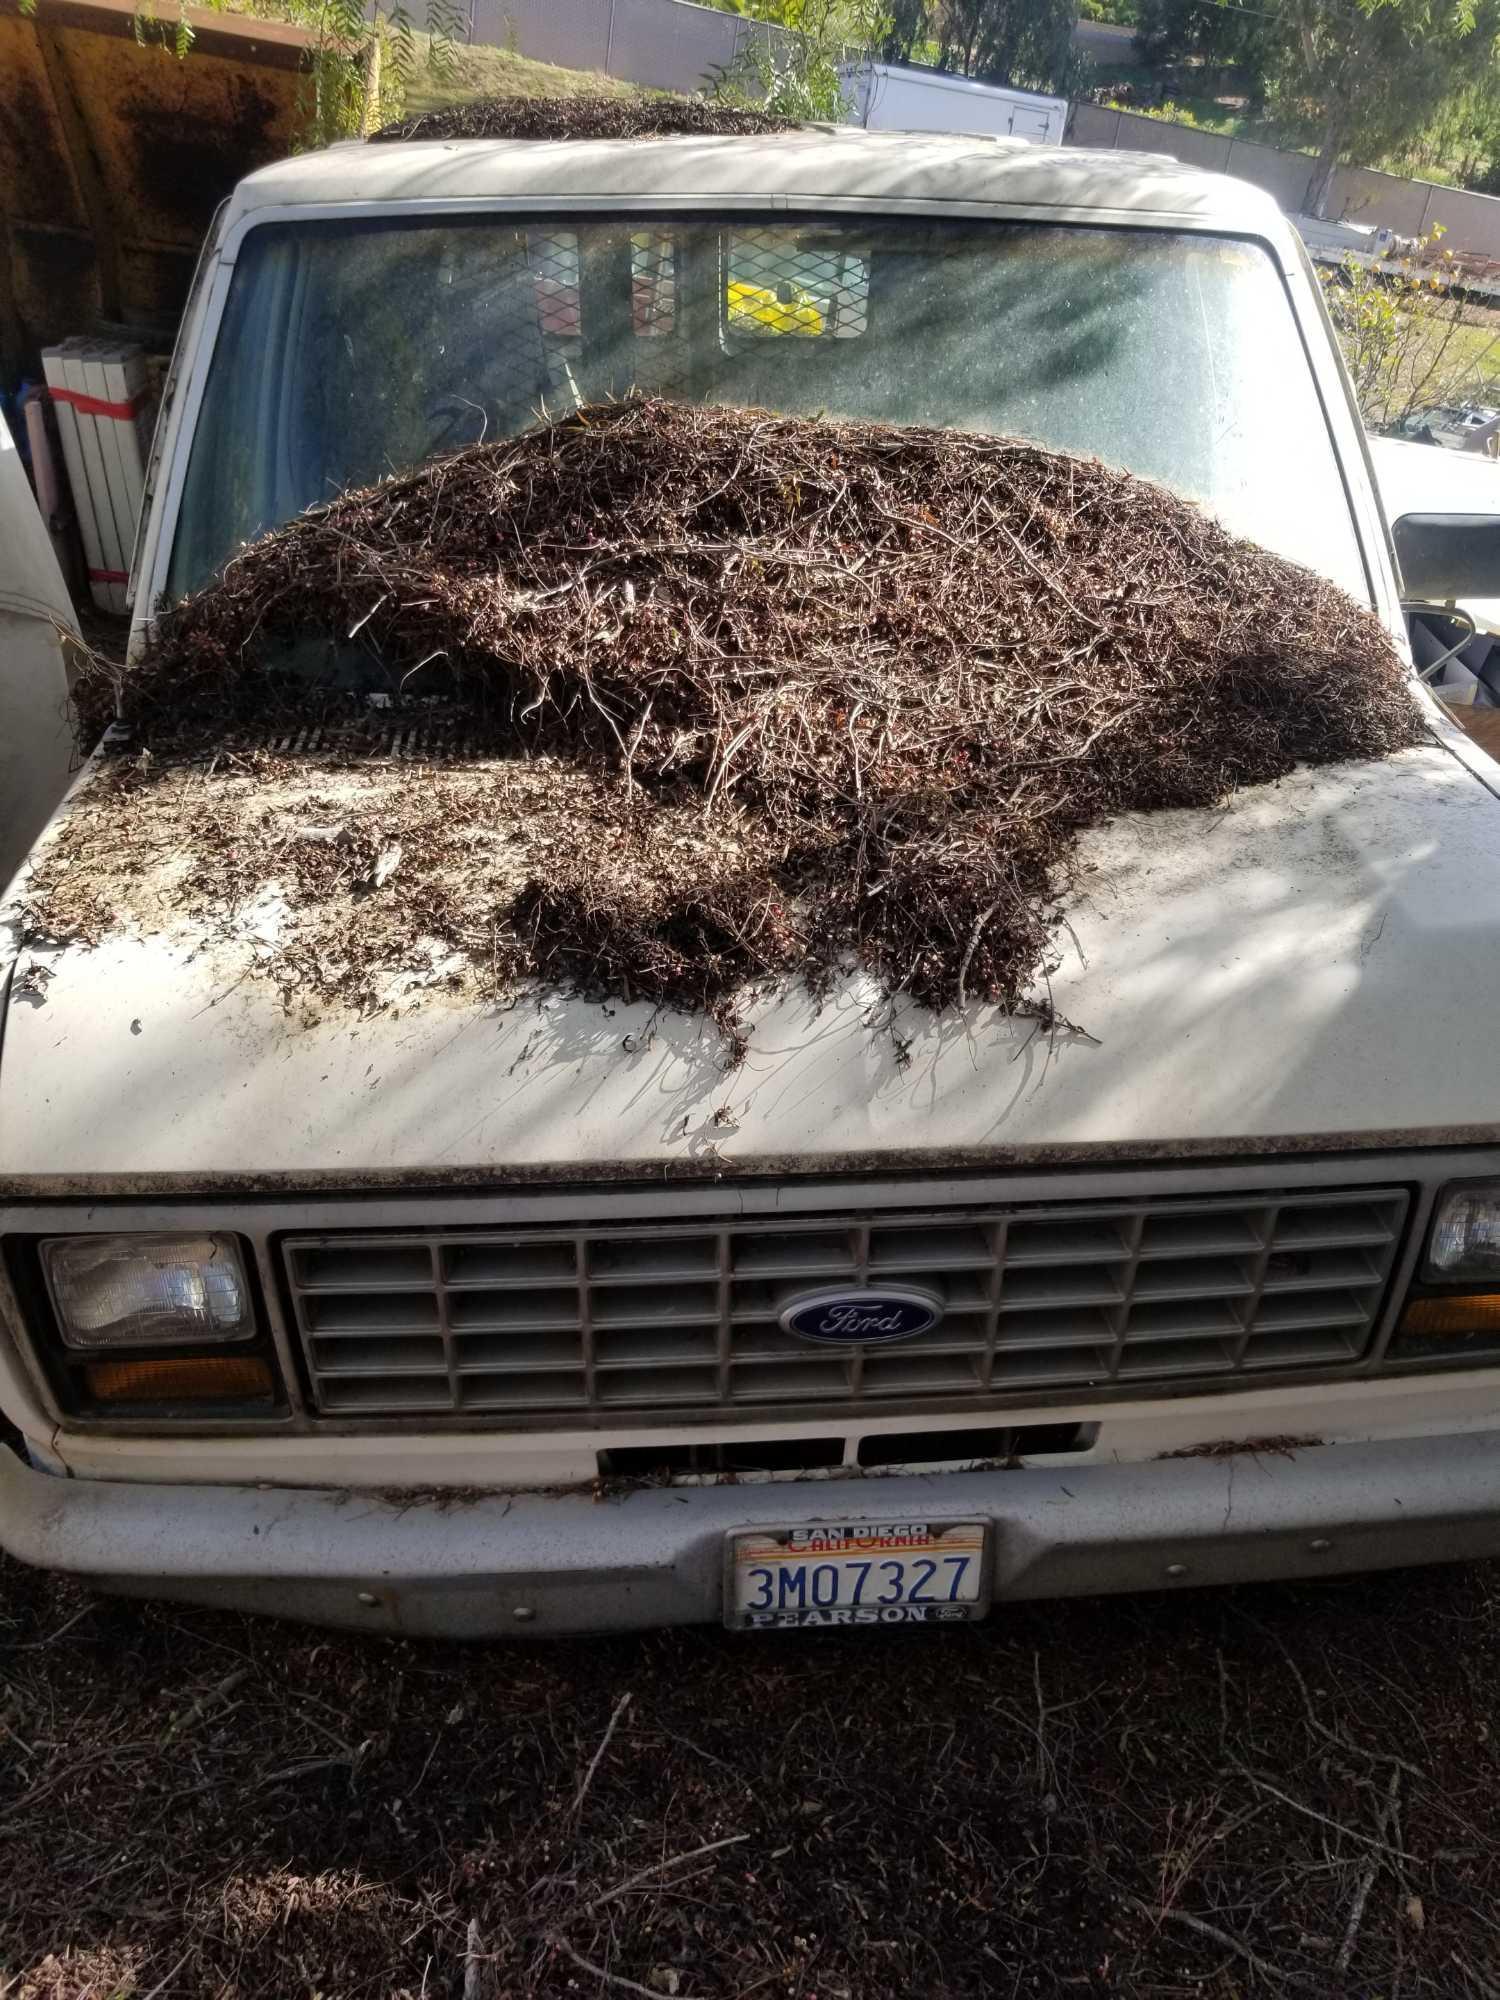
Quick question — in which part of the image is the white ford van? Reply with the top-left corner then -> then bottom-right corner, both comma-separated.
4,129 -> 1500,1637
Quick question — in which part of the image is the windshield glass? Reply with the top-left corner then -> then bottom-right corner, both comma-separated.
169,214 -> 1366,601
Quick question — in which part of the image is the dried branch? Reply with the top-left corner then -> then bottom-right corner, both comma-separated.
41,399 -> 1419,1051
572,1692 -> 632,1817
1117,1890 -> 1319,1991
1336,1766 -> 1402,1975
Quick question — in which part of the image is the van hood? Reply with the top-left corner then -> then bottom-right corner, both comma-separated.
4,732 -> 1499,1193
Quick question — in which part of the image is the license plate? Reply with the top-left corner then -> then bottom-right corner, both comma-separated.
726,1519 -> 989,1631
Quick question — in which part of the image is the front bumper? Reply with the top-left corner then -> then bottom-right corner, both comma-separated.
4,1433 -> 1500,1636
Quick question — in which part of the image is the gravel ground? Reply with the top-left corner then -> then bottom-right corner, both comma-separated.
4,1546 -> 1500,1998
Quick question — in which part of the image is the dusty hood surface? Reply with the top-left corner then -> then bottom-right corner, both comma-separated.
3,740 -> 1499,1190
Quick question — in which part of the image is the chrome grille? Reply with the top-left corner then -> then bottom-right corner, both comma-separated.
281,1188 -> 1409,1421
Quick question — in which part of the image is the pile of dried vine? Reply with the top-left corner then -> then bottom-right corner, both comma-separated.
371,96 -> 793,144
56,400 -> 1421,1034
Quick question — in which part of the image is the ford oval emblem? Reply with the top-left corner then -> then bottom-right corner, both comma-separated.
779,1286 -> 944,1346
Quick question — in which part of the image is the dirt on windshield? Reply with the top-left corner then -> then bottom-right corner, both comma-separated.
29,399 -> 1422,1049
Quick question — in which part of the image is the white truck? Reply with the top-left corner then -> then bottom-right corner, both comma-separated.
4,128 -> 1500,1638
840,61 -> 1067,144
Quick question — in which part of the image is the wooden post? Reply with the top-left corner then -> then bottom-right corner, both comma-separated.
31,16 -> 120,320
0,218 -> 26,384
359,27 -> 382,136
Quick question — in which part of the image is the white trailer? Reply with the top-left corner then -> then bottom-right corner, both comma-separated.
842,61 -> 1067,145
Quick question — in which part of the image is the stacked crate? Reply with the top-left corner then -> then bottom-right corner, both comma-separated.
41,339 -> 153,615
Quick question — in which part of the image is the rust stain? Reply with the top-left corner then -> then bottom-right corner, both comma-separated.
116,241 -> 200,332
7,222 -> 101,350
0,70 -> 81,224
1,12 -> 295,356
119,69 -> 282,237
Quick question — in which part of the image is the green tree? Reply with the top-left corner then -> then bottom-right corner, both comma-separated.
935,0 -> 1082,92
1408,70 -> 1500,188
279,0 -> 467,147
712,0 -> 887,119
1132,0 -> 1276,108
1322,231 -> 1500,429
880,0 -> 933,62
1270,0 -> 1500,215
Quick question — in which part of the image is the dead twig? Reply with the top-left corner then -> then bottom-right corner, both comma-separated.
372,94 -> 793,143
571,1691 -> 632,1817
1,1601 -> 98,1652
462,1916 -> 485,2000
1118,1890 -> 1318,1991
46,400 -> 1419,1053
1336,1766 -> 1402,1975
548,1934 -> 706,2000
1240,1613 -> 1427,1780
1455,1954 -> 1500,2000
1230,1764 -> 1422,1862
578,1833 -> 752,1918
162,1664 -> 252,1744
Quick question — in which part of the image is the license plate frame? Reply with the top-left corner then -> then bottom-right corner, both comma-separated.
724,1518 -> 991,1631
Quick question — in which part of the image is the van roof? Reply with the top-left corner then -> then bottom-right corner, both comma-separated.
220,127 -> 1290,244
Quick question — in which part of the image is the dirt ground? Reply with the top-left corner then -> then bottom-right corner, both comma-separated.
4,1550 -> 1500,1999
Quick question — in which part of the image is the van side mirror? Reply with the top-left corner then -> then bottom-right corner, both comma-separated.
1392,512 -> 1500,605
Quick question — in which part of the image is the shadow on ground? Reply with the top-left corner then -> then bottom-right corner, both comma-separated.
3,1551 -> 1499,1998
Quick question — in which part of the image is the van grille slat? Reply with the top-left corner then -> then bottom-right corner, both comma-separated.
281,1188 -> 1408,1421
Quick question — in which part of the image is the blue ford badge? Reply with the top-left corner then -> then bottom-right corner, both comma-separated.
779,1286 -> 943,1346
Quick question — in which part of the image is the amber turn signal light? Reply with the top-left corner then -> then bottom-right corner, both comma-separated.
1398,1293 -> 1500,1337
85,1355 -> 274,1404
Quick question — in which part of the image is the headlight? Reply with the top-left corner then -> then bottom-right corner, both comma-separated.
1390,1183 -> 1500,1366
41,1234 -> 253,1350
1428,1183 -> 1500,1278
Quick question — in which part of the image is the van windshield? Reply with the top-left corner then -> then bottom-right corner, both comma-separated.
169,214 -> 1367,602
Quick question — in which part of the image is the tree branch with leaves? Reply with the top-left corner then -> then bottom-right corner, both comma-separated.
1322,230 -> 1500,430
19,0 -> 467,148
1269,0 -> 1500,215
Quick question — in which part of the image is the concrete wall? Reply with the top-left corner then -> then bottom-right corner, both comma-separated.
1328,161 -> 1431,237
1149,122 -> 1230,173
1067,98 -> 1500,260
1219,134 -> 1313,215
467,0 -> 789,97
613,0 -> 782,95
468,0 -> 613,72
1420,180 -> 1500,252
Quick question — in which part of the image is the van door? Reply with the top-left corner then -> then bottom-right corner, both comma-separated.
0,409 -> 77,890
1007,106 -> 1055,144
